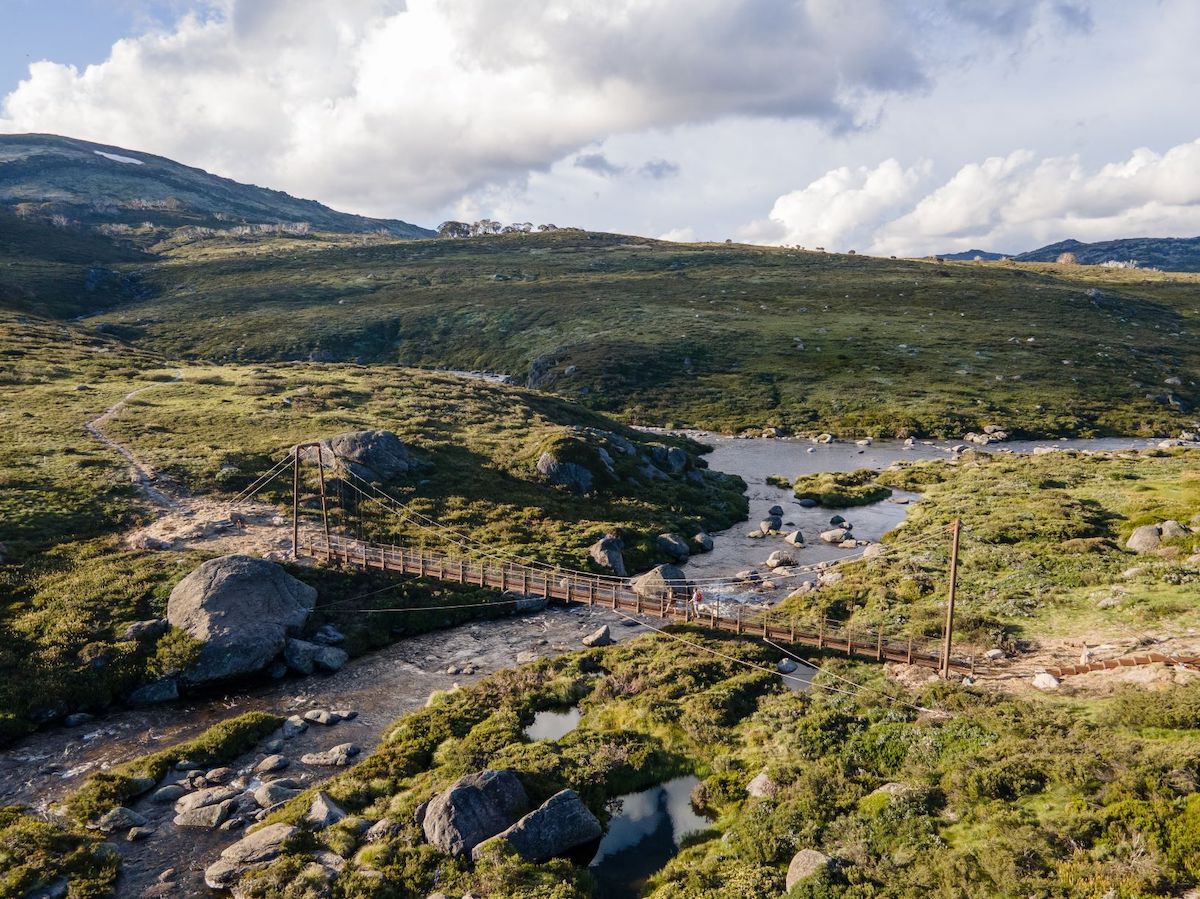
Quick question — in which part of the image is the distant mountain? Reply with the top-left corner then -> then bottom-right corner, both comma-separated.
1015,236 -> 1200,272
937,248 -> 1008,261
0,133 -> 433,239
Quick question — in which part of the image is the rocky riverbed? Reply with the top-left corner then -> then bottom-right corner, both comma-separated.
0,605 -> 651,897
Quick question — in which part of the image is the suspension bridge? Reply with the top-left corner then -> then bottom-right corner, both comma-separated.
235,443 -> 978,676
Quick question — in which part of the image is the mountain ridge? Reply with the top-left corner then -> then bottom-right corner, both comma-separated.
0,133 -> 433,239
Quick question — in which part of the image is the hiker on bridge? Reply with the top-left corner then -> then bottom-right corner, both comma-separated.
690,587 -> 703,617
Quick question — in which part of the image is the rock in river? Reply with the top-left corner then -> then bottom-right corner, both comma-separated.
423,769 -> 529,856
582,626 -> 612,648
204,823 -> 298,889
472,789 -> 601,863
167,555 -> 316,686
656,533 -> 690,560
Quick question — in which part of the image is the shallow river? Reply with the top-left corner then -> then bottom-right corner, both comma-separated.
0,433 -> 1169,895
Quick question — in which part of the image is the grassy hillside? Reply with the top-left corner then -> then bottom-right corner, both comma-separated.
225,637 -> 1200,898
0,133 -> 432,239
0,312 -> 744,739
82,229 -> 1200,438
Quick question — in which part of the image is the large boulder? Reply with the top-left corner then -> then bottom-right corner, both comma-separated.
471,789 -> 601,863
656,533 -> 691,561
299,430 -> 410,483
589,535 -> 627,577
786,849 -> 833,890
167,555 -> 316,685
422,769 -> 529,856
536,452 -> 594,493
204,823 -> 298,889
630,564 -> 689,599
1126,524 -> 1162,553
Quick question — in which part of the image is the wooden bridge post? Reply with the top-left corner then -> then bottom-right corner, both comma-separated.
500,566 -> 507,592
315,444 -> 332,561
736,607 -> 742,635
846,625 -> 853,656
588,582 -> 594,606
907,635 -> 913,664
817,618 -> 824,650
876,630 -> 883,661
291,446 -> 300,560
790,617 -> 795,643
522,570 -> 528,594
941,518 -> 962,679
458,560 -> 465,584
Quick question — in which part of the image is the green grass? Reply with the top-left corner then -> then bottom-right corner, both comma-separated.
790,469 -> 893,507
66,229 -> 1200,439
0,807 -> 119,899
0,312 -> 745,740
774,448 -> 1200,645
220,634 -> 1200,898
64,711 -> 283,823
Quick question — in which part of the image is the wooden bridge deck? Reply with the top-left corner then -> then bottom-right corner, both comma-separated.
299,533 -> 975,675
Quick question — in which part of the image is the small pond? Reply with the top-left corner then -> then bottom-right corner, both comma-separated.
524,707 -> 581,741
588,774 -> 712,898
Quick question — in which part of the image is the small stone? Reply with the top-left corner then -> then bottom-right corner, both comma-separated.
300,743 -> 360,767
983,649 -> 1005,661
204,767 -> 234,784
1032,672 -> 1060,691
64,713 -> 94,728
746,772 -> 778,799
306,792 -> 347,829
174,798 -> 236,829
127,826 -> 155,842
254,781 -> 302,809
157,869 -> 177,883
303,709 -> 340,726
365,818 -> 399,842
281,715 -> 307,738
152,784 -> 187,804
97,806 -> 147,833
582,626 -> 613,648
254,755 -> 289,774
777,658 -> 798,674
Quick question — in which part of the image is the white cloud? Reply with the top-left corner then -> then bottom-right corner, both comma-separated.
659,227 -> 697,243
741,158 -> 929,249
0,0 -> 1071,223
749,138 -> 1200,256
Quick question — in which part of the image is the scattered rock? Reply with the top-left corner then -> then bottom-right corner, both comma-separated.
776,658 -> 798,674
166,555 -> 317,685
1127,524 -> 1163,553
759,515 -> 783,534
174,786 -> 240,815
203,823 -> 298,889
298,430 -> 410,483
1032,672 -> 1060,691
582,626 -> 613,648
656,533 -> 690,560
784,530 -> 805,547
767,505 -> 785,517
311,624 -> 345,646
122,619 -> 169,642
983,649 -> 1006,661
254,781 -> 302,809
64,713 -> 94,728
1160,519 -> 1190,539
254,755 -> 289,774
422,769 -> 530,856
366,818 -> 400,842
820,528 -> 850,544
536,452 -> 594,493
300,743 -> 360,767
692,532 -> 714,553
303,709 -> 341,726
281,715 -> 308,738
306,792 -> 347,829
746,772 -> 778,799
471,789 -> 601,863
630,564 -> 689,599
151,784 -> 187,803
96,806 -> 147,833
174,799 -> 236,829
588,534 -> 627,577
764,550 -> 796,570
129,678 -> 179,706
786,849 -> 833,890
798,497 -> 818,508
127,826 -> 155,842
862,543 -> 885,559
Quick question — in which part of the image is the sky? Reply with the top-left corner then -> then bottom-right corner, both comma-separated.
2,0 -> 1199,255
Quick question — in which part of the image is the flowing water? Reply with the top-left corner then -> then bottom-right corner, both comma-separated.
0,433 -> 1169,895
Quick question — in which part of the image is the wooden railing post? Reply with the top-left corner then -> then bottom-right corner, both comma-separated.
876,629 -> 883,661
846,625 -> 853,656
818,618 -> 824,650
907,635 -> 913,664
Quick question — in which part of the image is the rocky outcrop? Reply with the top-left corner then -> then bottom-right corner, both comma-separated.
630,564 -> 689,599
167,556 -> 316,685
746,772 -> 778,799
471,789 -> 601,863
422,769 -> 529,856
300,743 -> 360,767
298,430 -> 410,483
589,534 -> 627,577
306,792 -> 347,829
786,849 -> 833,890
204,823 -> 298,889
536,452 -> 594,493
